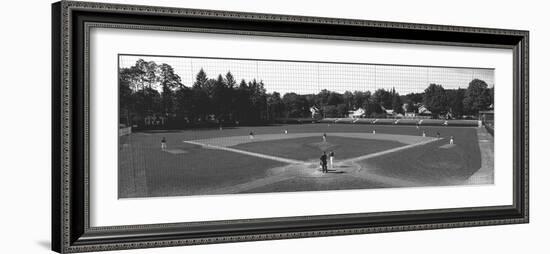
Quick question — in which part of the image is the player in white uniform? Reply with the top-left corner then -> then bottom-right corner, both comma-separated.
161,137 -> 167,151
329,151 -> 335,169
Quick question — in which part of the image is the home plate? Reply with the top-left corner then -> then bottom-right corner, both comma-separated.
164,149 -> 188,154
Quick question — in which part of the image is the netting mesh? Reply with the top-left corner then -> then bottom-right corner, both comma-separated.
119,55 -> 494,95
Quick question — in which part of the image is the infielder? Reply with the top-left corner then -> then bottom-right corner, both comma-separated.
161,137 -> 167,151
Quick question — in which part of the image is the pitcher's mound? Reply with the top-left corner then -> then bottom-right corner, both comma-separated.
307,141 -> 339,151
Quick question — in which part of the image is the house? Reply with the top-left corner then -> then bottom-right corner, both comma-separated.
405,112 -> 417,118
417,104 -> 432,116
384,109 -> 394,117
348,108 -> 365,118
309,106 -> 320,118
380,105 -> 398,118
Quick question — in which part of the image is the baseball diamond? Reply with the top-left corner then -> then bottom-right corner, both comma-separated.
117,54 -> 495,199
118,123 -> 493,198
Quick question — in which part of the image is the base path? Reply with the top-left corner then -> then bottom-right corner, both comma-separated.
187,132 -> 429,147
184,132 -> 437,166
184,140 -> 305,165
183,133 -> 441,194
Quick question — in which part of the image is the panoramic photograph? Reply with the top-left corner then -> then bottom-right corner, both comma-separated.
118,54 -> 495,198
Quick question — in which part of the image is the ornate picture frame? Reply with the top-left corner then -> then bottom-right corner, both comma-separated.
52,1 -> 528,253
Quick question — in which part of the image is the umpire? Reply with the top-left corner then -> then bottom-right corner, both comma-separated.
320,152 -> 328,173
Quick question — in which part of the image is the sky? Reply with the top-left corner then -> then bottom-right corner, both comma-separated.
119,55 -> 494,95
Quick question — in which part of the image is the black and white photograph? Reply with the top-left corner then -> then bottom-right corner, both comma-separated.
0,0 -> 539,253
118,54 -> 495,198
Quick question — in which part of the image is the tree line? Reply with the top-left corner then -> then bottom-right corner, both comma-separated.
119,59 -> 493,129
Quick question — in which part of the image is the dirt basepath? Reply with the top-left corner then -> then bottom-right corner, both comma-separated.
186,132 -> 430,148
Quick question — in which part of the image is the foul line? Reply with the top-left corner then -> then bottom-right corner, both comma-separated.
186,137 -> 442,166
184,138 -> 443,194
183,140 -> 306,165
342,138 -> 442,163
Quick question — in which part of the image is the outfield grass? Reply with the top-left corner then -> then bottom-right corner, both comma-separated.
132,123 -> 457,141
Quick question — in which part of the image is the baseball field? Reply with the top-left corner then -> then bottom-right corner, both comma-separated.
118,123 -> 494,198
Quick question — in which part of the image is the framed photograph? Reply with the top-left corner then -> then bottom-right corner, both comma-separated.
52,1 -> 529,253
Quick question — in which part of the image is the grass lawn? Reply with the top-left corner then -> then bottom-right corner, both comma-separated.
133,123 -> 464,141
359,127 -> 481,184
119,123 -> 488,197
119,136 -> 285,198
241,176 -> 388,193
232,136 -> 404,161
